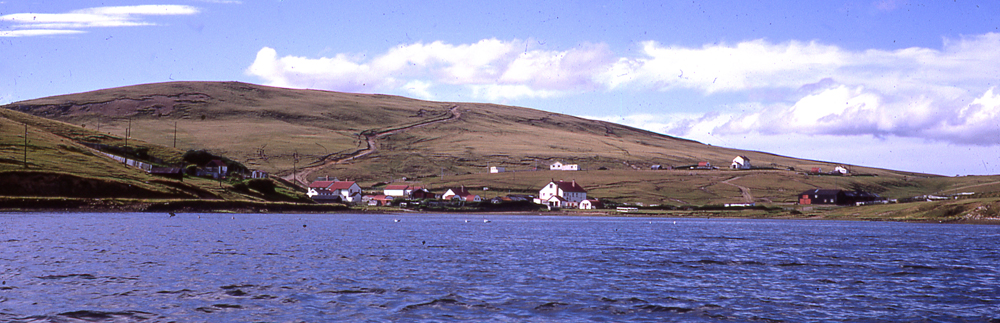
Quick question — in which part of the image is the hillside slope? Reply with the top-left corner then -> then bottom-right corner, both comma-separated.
9,81 -> 993,206
0,108 -> 309,205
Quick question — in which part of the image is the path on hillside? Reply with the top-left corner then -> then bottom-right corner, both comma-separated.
722,176 -> 755,203
283,105 -> 462,186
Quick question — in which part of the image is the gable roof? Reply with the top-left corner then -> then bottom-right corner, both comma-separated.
206,159 -> 227,167
328,181 -> 358,190
385,184 -> 411,190
150,167 -> 183,174
445,187 -> 471,195
799,189 -> 843,196
551,180 -> 587,193
309,181 -> 335,188
310,181 -> 358,190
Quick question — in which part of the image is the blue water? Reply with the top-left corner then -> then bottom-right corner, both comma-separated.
1,213 -> 998,322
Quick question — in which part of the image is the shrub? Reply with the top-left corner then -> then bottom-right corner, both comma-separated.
232,182 -> 250,193
247,179 -> 276,194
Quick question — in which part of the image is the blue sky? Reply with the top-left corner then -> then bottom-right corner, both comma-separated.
2,0 -> 1000,176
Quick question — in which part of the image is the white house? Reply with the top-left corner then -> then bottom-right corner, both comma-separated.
550,161 -> 579,171
834,166 -> 850,175
307,180 -> 362,204
383,184 -> 414,197
442,186 -> 481,202
248,170 -> 268,179
580,199 -> 603,210
490,166 -> 505,173
205,159 -> 228,178
535,180 -> 588,208
731,156 -> 752,170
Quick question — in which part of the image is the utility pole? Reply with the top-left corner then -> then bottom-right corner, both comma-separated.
124,117 -> 131,164
173,121 -> 177,148
292,150 -> 299,187
23,123 -> 28,168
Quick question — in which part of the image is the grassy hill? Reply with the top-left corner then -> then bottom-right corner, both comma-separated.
5,81 -> 1000,211
0,107 -> 315,210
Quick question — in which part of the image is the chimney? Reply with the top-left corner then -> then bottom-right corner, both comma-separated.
572,179 -> 576,187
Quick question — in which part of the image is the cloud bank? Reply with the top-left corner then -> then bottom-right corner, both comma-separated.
0,5 -> 199,37
249,33 -> 1000,146
247,39 -> 614,100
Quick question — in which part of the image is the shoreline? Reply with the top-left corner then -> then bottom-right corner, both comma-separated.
3,196 -> 999,225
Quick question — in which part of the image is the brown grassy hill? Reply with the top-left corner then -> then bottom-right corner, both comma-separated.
0,108 -> 307,204
8,81 -> 999,206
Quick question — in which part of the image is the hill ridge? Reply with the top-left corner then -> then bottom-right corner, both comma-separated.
8,80 -> 974,207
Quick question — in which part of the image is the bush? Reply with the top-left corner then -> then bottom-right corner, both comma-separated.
247,179 -> 276,194
182,149 -> 249,174
232,182 -> 250,193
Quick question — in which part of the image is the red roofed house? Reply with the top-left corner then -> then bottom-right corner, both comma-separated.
442,186 -> 481,202
205,159 -> 228,178
366,195 -> 395,206
411,188 -> 436,199
308,180 -> 362,204
535,179 -> 588,208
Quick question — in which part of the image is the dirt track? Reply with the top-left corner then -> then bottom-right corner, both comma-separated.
283,105 -> 462,186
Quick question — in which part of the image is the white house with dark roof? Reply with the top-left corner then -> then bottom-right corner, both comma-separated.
308,180 -> 362,204
535,179 -> 588,208
731,156 -> 752,170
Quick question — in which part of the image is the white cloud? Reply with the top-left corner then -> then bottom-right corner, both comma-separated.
249,34 -> 1000,147
0,29 -> 85,37
595,33 -> 1000,146
403,80 -> 435,100
246,39 -> 612,100
469,84 -> 563,101
0,5 -> 199,37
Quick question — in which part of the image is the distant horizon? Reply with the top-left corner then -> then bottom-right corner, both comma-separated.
3,1 -> 999,176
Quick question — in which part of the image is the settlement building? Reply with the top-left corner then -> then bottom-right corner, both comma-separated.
204,160 -> 228,178
798,189 -> 881,205
308,180 -> 363,204
731,156 -> 752,170
580,199 -> 604,210
549,161 -> 579,171
383,184 -> 415,197
442,186 -> 481,202
535,180 -> 588,208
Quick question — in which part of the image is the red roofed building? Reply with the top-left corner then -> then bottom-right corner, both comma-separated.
442,186 -> 481,202
205,159 -> 228,178
535,179 -> 588,208
307,180 -> 362,204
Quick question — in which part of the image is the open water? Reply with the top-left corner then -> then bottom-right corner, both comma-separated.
1,213 -> 998,322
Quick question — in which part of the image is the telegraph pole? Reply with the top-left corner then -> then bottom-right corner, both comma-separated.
124,117 -> 131,161
23,123 -> 28,168
173,121 -> 177,148
292,150 -> 299,187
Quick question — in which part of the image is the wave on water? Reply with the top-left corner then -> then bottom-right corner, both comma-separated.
6,310 -> 160,323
